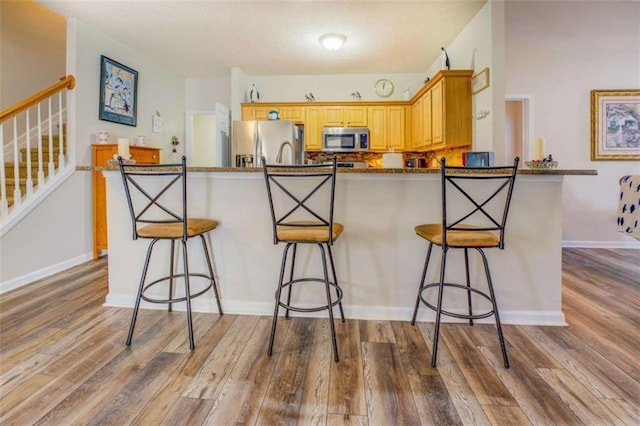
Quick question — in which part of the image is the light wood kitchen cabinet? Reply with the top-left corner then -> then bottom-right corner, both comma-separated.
323,106 -> 367,126
368,106 -> 407,151
238,74 -> 472,154
241,105 -> 270,120
304,106 -> 323,151
368,106 -> 387,151
280,107 -> 304,123
242,105 -> 304,123
411,98 -> 423,150
411,70 -> 472,151
387,106 -> 407,151
431,79 -> 444,146
422,89 -> 433,147
92,144 -> 161,259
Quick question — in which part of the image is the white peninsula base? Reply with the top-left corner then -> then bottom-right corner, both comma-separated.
103,170 -> 566,326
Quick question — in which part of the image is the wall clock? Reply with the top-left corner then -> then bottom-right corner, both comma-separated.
374,79 -> 394,98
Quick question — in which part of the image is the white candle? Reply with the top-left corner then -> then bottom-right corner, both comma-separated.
533,137 -> 545,161
117,138 -> 130,159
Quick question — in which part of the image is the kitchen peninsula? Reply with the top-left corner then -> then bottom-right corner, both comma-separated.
101,166 -> 596,326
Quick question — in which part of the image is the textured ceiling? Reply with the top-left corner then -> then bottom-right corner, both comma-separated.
37,0 -> 487,77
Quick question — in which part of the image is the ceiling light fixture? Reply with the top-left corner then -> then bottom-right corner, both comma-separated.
319,33 -> 346,51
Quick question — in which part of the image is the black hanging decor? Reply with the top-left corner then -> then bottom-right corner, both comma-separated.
441,47 -> 450,70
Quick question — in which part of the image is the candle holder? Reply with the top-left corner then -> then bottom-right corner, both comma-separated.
113,153 -> 131,161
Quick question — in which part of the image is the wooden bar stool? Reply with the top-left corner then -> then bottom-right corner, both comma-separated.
411,157 -> 519,368
262,157 -> 345,362
118,156 -> 223,350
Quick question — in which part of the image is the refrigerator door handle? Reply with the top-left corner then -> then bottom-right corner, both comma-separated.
255,131 -> 262,167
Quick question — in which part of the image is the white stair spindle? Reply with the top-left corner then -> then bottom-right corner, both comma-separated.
58,92 -> 65,168
12,117 -> 21,206
25,110 -> 34,196
0,122 -> 8,217
37,103 -> 45,187
48,97 -> 54,177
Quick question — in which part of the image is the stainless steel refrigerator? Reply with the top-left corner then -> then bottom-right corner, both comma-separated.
232,120 -> 304,167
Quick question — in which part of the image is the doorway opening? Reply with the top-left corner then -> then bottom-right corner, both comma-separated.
505,95 -> 533,162
185,103 -> 230,167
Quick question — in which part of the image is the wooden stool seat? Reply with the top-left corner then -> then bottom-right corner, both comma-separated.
415,223 -> 500,247
276,221 -> 344,243
137,218 -> 219,238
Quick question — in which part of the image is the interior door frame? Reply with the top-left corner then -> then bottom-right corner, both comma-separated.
185,110 -> 216,166
505,94 -> 534,161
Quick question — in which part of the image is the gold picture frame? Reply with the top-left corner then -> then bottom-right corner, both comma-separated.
472,68 -> 490,94
591,89 -> 640,160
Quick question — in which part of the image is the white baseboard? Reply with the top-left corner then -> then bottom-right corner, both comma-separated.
104,293 -> 567,326
563,240 -> 640,249
0,252 -> 94,294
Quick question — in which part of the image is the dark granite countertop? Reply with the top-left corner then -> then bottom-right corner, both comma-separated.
78,165 -> 597,176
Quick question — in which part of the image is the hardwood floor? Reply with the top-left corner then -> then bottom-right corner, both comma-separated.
0,248 -> 638,425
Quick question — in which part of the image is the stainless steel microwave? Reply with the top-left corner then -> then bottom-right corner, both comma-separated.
322,127 -> 369,152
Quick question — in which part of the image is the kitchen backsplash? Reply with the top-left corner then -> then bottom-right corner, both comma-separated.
307,145 -> 470,168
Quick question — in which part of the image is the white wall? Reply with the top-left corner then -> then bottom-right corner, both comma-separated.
185,76 -> 230,111
434,1 -> 498,158
74,19 -> 186,164
505,1 -> 640,246
0,1 -> 66,108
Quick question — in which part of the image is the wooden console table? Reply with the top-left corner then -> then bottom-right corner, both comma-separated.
92,144 -> 161,259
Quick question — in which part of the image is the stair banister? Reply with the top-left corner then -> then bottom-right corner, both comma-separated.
0,75 -> 75,230
0,75 -> 75,123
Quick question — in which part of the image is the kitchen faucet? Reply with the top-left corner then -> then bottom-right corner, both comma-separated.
275,140 -> 294,164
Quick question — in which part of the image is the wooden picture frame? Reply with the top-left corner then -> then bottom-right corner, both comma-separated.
591,89 -> 640,160
472,67 -> 490,95
99,55 -> 138,127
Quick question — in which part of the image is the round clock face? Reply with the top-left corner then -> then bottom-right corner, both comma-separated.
374,79 -> 394,98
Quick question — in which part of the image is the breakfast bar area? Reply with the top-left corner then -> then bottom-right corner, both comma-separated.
102,167 -> 596,326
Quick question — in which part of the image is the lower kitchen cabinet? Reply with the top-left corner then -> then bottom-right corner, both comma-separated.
92,144 -> 161,259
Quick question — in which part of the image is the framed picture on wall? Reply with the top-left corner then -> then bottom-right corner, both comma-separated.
472,68 -> 490,95
591,89 -> 640,160
99,55 -> 138,126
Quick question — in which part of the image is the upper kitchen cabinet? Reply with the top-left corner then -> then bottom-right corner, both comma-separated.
241,105 -> 270,120
368,105 -> 409,151
410,97 -> 423,150
279,107 -> 304,123
241,104 -> 303,123
411,70 -> 472,151
323,105 -> 367,127
304,106 -> 323,151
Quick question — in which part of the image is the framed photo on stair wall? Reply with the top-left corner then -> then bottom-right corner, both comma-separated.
99,55 -> 138,126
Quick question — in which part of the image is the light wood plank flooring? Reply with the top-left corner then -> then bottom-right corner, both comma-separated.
0,248 -> 638,425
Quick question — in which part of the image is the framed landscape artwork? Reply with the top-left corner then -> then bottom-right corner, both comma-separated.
99,56 -> 138,126
591,89 -> 640,160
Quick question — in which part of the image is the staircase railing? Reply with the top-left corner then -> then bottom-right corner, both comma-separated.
0,75 -> 75,229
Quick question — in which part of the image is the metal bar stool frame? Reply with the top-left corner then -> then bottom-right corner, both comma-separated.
118,156 -> 223,350
262,157 -> 345,362
411,157 -> 519,368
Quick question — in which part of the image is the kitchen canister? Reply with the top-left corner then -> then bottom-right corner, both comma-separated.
382,152 -> 404,168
